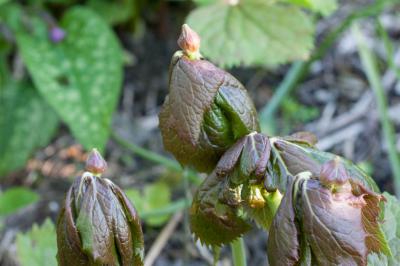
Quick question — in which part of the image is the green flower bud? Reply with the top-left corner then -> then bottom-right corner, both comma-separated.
56,150 -> 144,266
159,25 -> 260,173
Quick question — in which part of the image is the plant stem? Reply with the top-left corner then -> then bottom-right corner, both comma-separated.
230,238 -> 247,266
354,24 -> 400,197
140,198 -> 190,219
111,131 -> 202,185
258,0 -> 393,134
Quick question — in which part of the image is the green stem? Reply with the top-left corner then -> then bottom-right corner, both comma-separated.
259,0 -> 393,134
230,238 -> 247,266
140,198 -> 190,219
354,24 -> 400,197
111,132 -> 202,185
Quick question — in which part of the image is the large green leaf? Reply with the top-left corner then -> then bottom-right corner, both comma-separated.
283,0 -> 337,16
186,0 -> 314,67
0,63 -> 58,176
16,219 -> 57,266
17,7 -> 123,151
0,187 -> 39,216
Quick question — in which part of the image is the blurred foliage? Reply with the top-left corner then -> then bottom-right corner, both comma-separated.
0,187 -> 39,216
186,0 -> 315,68
283,0 -> 337,16
16,7 -> 123,151
16,218 -> 57,266
280,97 -> 319,134
125,181 -> 172,226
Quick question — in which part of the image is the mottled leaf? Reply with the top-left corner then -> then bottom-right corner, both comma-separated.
190,171 -> 251,246
186,0 -> 314,67
0,74 -> 58,176
16,219 -> 57,266
17,7 -> 123,151
159,52 -> 259,173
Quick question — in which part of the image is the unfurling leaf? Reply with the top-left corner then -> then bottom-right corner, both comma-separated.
57,150 -> 144,266
267,160 -> 390,266
190,171 -> 251,246
159,26 -> 259,173
273,137 -> 380,192
213,132 -> 285,229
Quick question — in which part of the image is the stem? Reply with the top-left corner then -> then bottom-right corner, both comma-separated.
354,24 -> 400,197
230,238 -> 247,266
140,198 -> 190,219
259,0 -> 393,134
111,132 -> 202,185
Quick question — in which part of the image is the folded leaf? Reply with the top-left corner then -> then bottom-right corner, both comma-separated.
267,159 -> 389,266
273,138 -> 380,192
190,171 -> 251,246
159,50 -> 259,173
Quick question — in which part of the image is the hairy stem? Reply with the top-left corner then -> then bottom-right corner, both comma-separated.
259,0 -> 394,134
230,238 -> 247,266
354,24 -> 400,197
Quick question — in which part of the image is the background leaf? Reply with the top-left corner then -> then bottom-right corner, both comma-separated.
282,0 -> 338,16
17,7 -> 123,151
16,219 -> 57,266
0,187 -> 39,216
125,181 -> 171,226
0,75 -> 59,176
186,0 -> 314,68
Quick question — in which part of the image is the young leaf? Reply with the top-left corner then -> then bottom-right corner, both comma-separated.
273,138 -> 381,192
17,7 -> 123,151
368,192 -> 400,265
190,171 -> 251,246
0,187 -> 39,216
125,182 -> 172,226
159,48 -> 259,173
186,0 -> 314,67
16,219 -> 57,266
282,0 -> 338,16
0,81 -> 58,176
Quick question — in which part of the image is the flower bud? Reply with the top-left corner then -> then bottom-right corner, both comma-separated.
49,26 -> 66,43
177,24 -> 201,60
56,150 -> 144,266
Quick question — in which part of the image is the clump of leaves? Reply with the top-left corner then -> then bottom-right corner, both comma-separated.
56,149 -> 144,266
158,25 -> 397,265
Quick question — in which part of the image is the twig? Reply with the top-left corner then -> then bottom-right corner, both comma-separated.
354,24 -> 400,197
144,211 -> 183,266
316,122 -> 364,151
